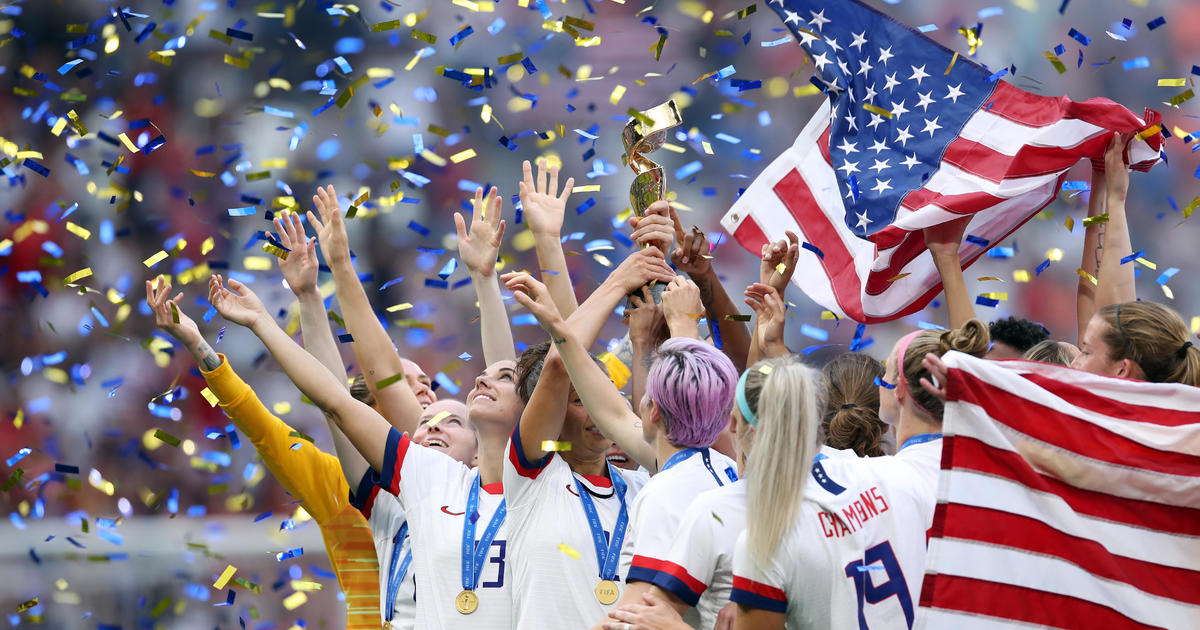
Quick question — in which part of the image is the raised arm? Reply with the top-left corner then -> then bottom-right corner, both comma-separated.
505,272 -> 660,472
745,283 -> 789,365
1093,133 -> 1137,311
275,212 -> 367,488
308,186 -> 425,437
564,247 -> 677,351
512,342 -> 572,464
669,208 -> 752,372
625,286 -> 664,416
521,159 -> 578,317
923,215 -> 975,330
148,278 -> 350,524
1076,167 -> 1106,342
454,186 -> 517,365
208,274 -> 391,473
749,233 -> 800,363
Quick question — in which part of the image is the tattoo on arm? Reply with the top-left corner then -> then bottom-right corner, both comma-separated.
194,340 -> 222,371
1095,224 -> 1106,270
551,335 -> 567,345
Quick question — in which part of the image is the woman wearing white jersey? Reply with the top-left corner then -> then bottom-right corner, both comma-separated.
506,270 -> 740,630
499,248 -> 674,629
210,184 -> 521,629
728,321 -> 990,630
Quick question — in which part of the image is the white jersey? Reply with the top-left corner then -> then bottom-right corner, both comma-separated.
654,480 -> 746,630
622,447 -> 740,628
376,427 -> 511,630
653,446 -> 858,630
351,472 -> 416,629
731,438 -> 942,630
503,425 -> 651,629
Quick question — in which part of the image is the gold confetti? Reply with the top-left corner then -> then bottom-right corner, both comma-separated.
1158,78 -> 1186,87
64,268 -> 93,284
557,543 -> 582,559
143,251 -> 169,268
202,237 -> 215,254
1064,216 -> 1075,232
450,148 -> 477,163
282,592 -> 308,610
609,85 -> 626,105
200,387 -> 219,407
66,221 -> 91,240
1076,268 -> 1098,286
863,103 -> 892,119
1183,197 -> 1200,220
386,302 -> 413,312
541,440 -> 572,451
426,410 -> 452,427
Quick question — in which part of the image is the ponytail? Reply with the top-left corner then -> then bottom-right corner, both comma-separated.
744,357 -> 821,566
821,353 -> 886,457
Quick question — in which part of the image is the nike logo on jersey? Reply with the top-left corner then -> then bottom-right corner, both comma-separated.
440,506 -> 465,516
566,484 -> 615,499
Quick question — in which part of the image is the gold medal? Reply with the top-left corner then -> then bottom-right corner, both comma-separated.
595,580 -> 620,605
383,622 -> 392,630
455,589 -> 479,615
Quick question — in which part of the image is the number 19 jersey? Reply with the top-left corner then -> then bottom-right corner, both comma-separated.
731,439 -> 941,629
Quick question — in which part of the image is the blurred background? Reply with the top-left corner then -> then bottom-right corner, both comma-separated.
1,0 -> 1197,626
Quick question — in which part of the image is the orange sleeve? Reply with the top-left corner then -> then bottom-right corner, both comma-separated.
200,355 -> 349,523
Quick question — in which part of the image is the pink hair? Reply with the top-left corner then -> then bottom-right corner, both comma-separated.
646,338 -> 737,448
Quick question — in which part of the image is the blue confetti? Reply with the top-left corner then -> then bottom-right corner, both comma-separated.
1068,27 -> 1090,46
1157,267 -> 1180,285
1121,57 -> 1149,71
1035,258 -> 1052,275
1146,16 -> 1166,30
802,241 -> 825,259
799,324 -> 828,341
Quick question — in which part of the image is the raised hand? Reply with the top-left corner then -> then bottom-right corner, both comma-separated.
454,186 -> 505,277
146,277 -> 201,346
519,159 -> 572,237
745,282 -> 788,358
502,271 -> 566,339
760,231 -> 800,295
208,274 -> 269,329
274,212 -> 319,296
1103,132 -> 1133,202
606,247 -> 677,294
669,208 -> 715,277
307,184 -> 351,265
629,200 -> 676,257
660,276 -> 703,337
625,285 -> 664,344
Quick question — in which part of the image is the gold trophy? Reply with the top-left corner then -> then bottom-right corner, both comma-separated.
622,99 -> 683,216
622,99 -> 682,305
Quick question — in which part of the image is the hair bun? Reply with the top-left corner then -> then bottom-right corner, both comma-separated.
939,318 -> 991,358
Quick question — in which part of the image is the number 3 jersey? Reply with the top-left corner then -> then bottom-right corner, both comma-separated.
375,427 -> 512,630
731,439 -> 941,630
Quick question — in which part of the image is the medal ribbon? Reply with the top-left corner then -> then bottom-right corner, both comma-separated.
899,433 -> 942,452
460,473 -> 507,592
660,447 -> 730,486
385,522 -> 413,622
572,463 -> 629,581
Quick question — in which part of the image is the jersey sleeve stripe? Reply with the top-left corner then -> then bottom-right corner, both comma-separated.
348,468 -> 381,518
624,556 -> 705,597
626,557 -> 706,606
730,575 -> 787,612
378,427 -> 411,495
508,423 -> 553,479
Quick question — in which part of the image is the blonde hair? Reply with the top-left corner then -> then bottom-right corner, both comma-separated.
744,357 -> 821,566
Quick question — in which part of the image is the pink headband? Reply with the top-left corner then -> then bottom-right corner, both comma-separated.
894,330 -> 934,415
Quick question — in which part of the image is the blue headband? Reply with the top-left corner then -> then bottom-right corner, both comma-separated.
736,369 -> 758,426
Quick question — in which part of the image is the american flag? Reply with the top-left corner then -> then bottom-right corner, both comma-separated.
721,0 -> 1163,323
919,353 -> 1200,629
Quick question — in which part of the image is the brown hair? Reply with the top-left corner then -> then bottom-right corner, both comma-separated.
350,373 -> 376,407
821,353 -> 886,457
1023,339 -> 1074,366
900,319 -> 991,419
1098,302 -> 1200,386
